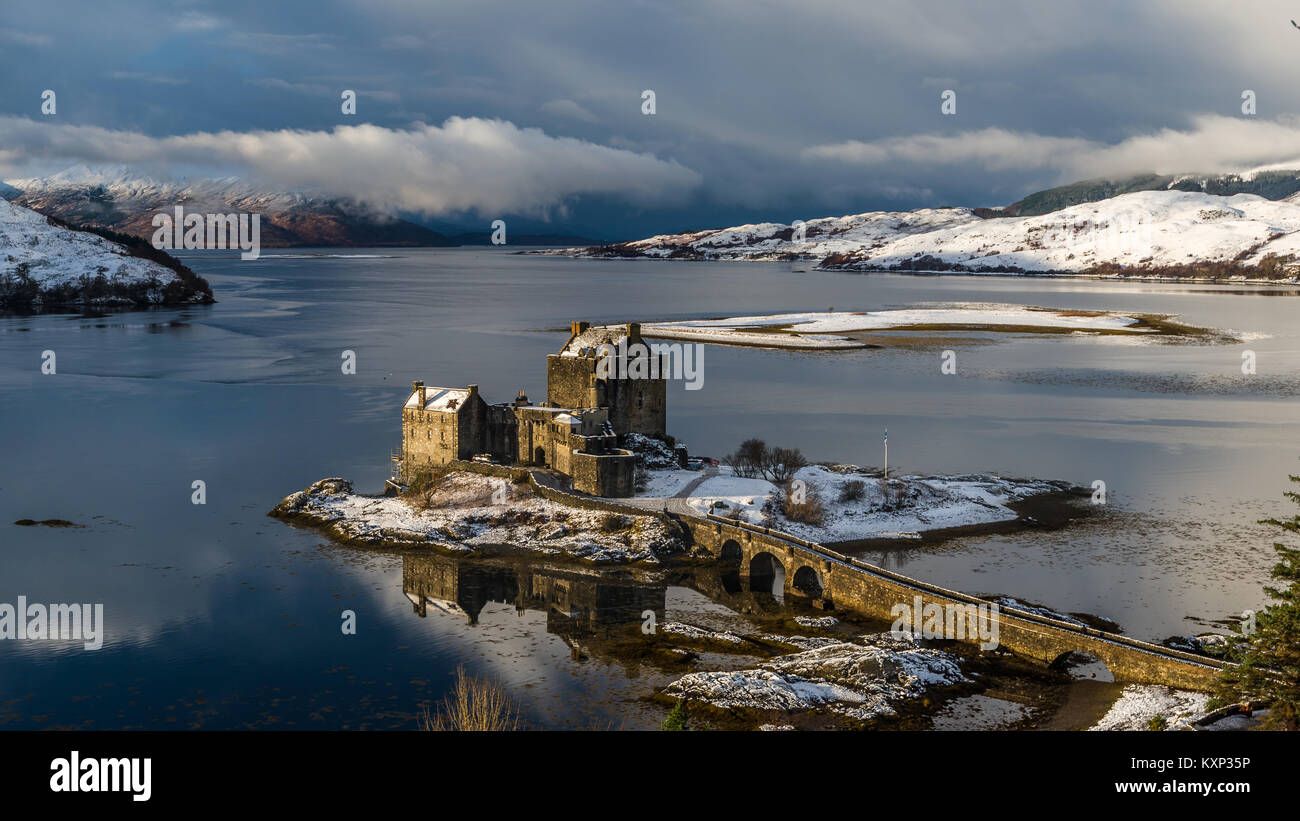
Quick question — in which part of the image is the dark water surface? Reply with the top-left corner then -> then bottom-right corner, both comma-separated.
2,248 -> 1297,728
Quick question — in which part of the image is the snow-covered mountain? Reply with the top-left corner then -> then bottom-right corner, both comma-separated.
543,189 -> 1300,281
4,165 -> 455,248
0,197 -> 212,310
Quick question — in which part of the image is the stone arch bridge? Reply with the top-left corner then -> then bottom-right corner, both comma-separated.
675,513 -> 1228,691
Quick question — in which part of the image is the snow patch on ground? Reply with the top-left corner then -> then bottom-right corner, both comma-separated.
671,464 -> 1070,542
271,474 -> 683,564
662,632 -> 968,720
639,469 -> 698,498
1090,685 -> 1209,731
624,432 -> 680,469
660,622 -> 748,645
794,616 -> 839,628
759,634 -> 845,650
930,694 -> 1034,730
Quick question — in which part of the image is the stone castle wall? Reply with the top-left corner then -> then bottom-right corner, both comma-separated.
545,355 -> 600,409
571,449 -> 636,497
604,375 -> 666,439
401,406 -> 463,468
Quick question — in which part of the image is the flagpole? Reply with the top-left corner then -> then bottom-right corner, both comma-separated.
883,427 -> 888,480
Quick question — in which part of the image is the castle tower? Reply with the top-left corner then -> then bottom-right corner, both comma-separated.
546,321 -> 666,439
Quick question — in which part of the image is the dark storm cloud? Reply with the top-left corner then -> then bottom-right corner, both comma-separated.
2,0 -> 1298,235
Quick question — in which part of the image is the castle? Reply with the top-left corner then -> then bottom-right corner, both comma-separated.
399,321 -> 670,497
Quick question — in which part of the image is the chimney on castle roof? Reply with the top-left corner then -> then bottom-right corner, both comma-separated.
467,384 -> 478,397
626,322 -> 641,343
413,380 -> 426,408
571,320 -> 590,336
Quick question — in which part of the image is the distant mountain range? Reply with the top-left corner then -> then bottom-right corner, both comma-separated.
4,165 -> 455,248
538,170 -> 1300,281
1,166 -> 601,249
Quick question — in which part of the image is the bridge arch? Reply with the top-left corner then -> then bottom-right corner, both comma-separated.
719,539 -> 743,565
748,551 -> 785,598
791,565 -> 823,598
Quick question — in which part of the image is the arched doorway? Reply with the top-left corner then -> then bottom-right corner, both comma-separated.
534,446 -> 546,466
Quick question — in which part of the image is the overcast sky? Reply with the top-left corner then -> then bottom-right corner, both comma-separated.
4,0 -> 1300,238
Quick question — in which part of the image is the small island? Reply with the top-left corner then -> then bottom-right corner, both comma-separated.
272,320 -> 1085,560
631,307 -> 1226,351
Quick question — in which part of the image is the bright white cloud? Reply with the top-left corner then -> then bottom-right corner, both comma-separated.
804,116 -> 1300,183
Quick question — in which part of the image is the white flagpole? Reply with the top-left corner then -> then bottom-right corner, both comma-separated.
883,428 -> 888,480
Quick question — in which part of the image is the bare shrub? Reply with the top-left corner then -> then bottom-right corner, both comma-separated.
781,480 -> 826,526
402,466 -> 452,509
878,478 -> 910,510
598,513 -> 630,533
839,479 -> 866,503
421,666 -> 520,731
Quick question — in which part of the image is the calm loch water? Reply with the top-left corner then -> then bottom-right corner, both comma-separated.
2,248 -> 1297,728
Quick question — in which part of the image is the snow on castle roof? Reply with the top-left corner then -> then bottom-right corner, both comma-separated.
558,324 -> 634,357
405,387 -> 470,412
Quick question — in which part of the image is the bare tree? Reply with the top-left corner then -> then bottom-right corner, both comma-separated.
766,447 -> 807,483
724,438 -> 767,479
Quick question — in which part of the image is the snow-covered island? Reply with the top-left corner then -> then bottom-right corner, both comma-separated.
271,458 -> 1080,562
0,197 -> 213,311
630,304 -> 1221,350
534,189 -> 1300,283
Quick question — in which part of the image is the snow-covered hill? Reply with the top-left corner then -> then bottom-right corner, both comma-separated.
0,197 -> 212,310
541,190 -> 1300,281
4,164 -> 455,248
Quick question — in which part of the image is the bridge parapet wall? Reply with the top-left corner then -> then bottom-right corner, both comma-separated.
687,514 -> 1225,691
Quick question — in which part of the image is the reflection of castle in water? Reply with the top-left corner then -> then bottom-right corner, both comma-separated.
401,552 -> 815,666
402,554 -> 667,653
